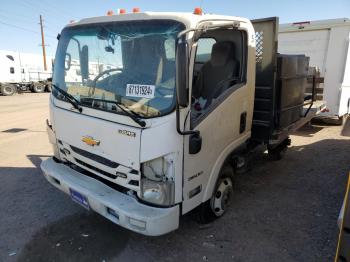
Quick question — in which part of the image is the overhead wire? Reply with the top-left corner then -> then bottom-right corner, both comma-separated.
17,0 -> 74,21
0,20 -> 56,39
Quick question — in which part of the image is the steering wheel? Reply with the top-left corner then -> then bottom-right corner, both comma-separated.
88,68 -> 122,96
92,68 -> 121,85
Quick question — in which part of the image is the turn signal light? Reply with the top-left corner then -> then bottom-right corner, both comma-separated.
193,7 -> 203,15
133,7 -> 140,13
106,10 -> 114,16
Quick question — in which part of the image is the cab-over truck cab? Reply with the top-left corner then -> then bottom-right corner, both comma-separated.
41,11 -> 293,235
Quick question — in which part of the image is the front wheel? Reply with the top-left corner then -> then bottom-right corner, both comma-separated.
195,165 -> 234,224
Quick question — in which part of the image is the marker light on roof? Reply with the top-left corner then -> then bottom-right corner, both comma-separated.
193,7 -> 203,15
133,7 -> 140,13
119,9 -> 126,14
106,10 -> 114,16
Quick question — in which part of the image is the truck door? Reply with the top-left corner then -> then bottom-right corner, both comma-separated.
182,25 -> 254,214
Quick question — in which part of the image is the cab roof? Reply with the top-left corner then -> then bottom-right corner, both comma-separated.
67,12 -> 251,30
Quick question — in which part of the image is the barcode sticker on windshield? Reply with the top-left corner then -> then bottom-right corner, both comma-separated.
126,84 -> 155,99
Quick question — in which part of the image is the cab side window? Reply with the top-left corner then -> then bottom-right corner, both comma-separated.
195,38 -> 216,63
191,29 -> 247,125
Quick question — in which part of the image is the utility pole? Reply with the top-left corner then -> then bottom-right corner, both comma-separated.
39,15 -> 47,71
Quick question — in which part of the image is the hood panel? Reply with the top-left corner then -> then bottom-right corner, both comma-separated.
54,107 -> 141,169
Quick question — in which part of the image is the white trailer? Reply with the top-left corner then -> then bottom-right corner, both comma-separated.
0,50 -> 53,95
279,18 -> 350,122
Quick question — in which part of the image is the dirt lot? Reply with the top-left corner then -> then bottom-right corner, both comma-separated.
0,93 -> 349,262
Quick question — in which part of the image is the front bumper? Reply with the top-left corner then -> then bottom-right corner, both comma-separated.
40,158 -> 179,236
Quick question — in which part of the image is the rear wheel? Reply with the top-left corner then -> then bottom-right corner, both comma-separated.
0,84 -> 16,96
195,165 -> 234,224
46,83 -> 52,92
32,82 -> 46,93
268,146 -> 287,161
268,138 -> 290,161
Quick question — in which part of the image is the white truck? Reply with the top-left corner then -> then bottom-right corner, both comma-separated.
40,11 -> 322,236
0,50 -> 52,95
279,18 -> 350,123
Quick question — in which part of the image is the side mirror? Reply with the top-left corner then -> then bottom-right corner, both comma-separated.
80,45 -> 89,80
64,53 -> 71,70
176,37 -> 189,107
189,133 -> 202,154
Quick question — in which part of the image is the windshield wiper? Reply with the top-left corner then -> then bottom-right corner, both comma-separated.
80,97 -> 146,127
52,84 -> 83,113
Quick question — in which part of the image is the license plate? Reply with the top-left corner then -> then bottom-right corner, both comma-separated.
69,188 -> 90,210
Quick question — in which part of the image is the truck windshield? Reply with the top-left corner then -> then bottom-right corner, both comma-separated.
53,20 -> 185,118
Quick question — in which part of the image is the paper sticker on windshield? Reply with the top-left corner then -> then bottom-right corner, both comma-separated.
126,84 -> 155,99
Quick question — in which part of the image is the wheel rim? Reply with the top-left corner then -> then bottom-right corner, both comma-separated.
5,86 -> 13,93
36,85 -> 44,91
210,177 -> 233,216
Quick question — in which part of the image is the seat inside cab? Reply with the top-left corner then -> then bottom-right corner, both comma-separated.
191,29 -> 247,123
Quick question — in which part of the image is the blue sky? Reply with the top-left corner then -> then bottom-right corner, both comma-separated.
0,0 -> 349,56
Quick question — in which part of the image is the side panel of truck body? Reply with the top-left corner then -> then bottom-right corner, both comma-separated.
278,19 -> 350,116
338,32 -> 350,116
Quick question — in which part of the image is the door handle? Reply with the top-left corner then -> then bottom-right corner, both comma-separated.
240,112 -> 247,134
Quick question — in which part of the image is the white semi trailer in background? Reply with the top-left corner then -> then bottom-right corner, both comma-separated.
0,50 -> 53,95
279,18 -> 350,123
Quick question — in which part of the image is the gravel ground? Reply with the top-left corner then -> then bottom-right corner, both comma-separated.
0,93 -> 349,262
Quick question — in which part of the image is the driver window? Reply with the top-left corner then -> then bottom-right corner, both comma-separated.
191,29 -> 246,125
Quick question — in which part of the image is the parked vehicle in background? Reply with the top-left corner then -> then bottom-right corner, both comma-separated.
279,18 -> 350,124
0,50 -> 52,95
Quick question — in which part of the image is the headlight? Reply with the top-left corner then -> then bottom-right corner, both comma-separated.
140,155 -> 175,206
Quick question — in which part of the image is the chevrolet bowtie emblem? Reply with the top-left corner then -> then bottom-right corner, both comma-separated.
82,136 -> 100,146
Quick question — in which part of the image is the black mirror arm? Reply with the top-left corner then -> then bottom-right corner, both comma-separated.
176,104 -> 200,136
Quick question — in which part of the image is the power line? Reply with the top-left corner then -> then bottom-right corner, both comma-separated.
0,20 -> 56,38
0,10 -> 62,31
40,0 -> 77,19
0,12 -> 37,24
17,0 -> 73,21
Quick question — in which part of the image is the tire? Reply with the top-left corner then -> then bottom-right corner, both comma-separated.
268,146 -> 287,161
316,116 -> 345,126
46,83 -> 52,92
268,140 -> 289,161
195,165 -> 234,224
32,82 -> 46,93
0,84 -> 16,96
